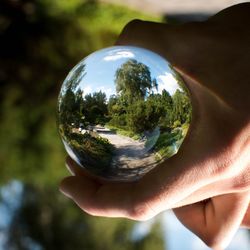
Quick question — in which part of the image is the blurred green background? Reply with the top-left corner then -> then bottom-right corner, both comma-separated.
0,0 -> 166,249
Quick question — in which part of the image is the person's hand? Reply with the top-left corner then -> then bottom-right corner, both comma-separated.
60,3 -> 250,249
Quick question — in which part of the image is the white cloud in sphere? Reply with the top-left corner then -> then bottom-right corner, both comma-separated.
157,73 -> 181,95
103,51 -> 135,61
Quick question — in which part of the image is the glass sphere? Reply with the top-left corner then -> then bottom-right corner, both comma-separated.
57,46 -> 192,181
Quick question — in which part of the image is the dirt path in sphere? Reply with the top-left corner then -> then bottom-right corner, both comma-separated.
97,128 -> 158,170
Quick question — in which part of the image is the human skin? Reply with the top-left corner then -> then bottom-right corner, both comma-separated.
60,3 -> 250,249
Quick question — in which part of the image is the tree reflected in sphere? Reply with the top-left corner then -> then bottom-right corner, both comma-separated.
57,46 -> 192,181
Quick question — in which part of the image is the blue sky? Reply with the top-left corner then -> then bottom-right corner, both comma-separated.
71,46 -> 182,99
0,181 -> 24,250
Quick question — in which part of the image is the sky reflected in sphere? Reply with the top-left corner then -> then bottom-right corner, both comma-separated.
57,46 -> 192,181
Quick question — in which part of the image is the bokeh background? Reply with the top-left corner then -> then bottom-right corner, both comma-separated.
0,0 -> 249,249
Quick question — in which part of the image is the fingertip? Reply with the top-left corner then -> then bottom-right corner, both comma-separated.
115,19 -> 163,48
65,159 -> 74,175
65,156 -> 89,177
115,19 -> 138,46
122,19 -> 144,30
65,155 -> 75,168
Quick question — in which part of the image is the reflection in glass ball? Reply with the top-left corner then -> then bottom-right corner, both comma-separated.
57,46 -> 192,181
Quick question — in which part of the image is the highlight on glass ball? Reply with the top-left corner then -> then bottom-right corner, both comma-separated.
57,46 -> 192,181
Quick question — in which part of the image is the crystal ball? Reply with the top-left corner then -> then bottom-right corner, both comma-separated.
57,46 -> 192,181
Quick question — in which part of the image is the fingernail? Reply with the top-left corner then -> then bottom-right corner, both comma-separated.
59,180 -> 73,199
66,156 -> 73,166
59,186 -> 72,199
65,161 -> 74,175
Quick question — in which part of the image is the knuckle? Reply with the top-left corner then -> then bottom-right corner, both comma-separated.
203,236 -> 223,249
128,203 -> 150,221
200,232 -> 229,250
128,200 -> 155,221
